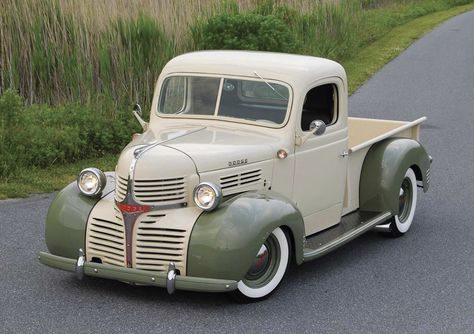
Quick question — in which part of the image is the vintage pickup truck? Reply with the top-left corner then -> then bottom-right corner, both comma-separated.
39,51 -> 431,302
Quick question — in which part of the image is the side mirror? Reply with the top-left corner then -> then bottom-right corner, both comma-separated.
132,103 -> 148,132
309,120 -> 326,136
133,103 -> 142,117
296,119 -> 327,146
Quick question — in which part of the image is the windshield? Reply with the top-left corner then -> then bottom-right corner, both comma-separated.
158,76 -> 290,125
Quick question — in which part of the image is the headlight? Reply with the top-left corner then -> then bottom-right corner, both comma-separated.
77,168 -> 107,197
193,182 -> 222,211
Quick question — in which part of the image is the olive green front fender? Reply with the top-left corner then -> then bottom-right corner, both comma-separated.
187,190 -> 305,281
45,173 -> 115,259
359,138 -> 431,215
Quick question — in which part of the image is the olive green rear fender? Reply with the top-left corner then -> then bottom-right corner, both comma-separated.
359,138 -> 431,215
45,173 -> 115,259
187,190 -> 305,281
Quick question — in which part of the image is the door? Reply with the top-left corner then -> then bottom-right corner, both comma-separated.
293,81 -> 348,236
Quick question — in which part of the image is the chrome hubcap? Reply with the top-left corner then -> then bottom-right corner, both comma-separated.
247,244 -> 270,277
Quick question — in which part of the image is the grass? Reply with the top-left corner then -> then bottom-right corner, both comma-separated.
0,155 -> 117,200
343,3 -> 474,93
1,1 -> 473,199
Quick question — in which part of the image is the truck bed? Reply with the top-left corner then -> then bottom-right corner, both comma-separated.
343,117 -> 426,215
348,117 -> 425,153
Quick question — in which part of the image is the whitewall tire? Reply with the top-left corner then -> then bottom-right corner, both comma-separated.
232,227 -> 290,302
389,168 -> 418,237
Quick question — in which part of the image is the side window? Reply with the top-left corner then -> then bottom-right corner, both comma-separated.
160,76 -> 187,114
301,84 -> 338,131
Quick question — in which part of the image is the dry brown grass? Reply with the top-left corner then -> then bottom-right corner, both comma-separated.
0,0 -> 329,105
0,0 -> 469,106
37,0 -> 323,41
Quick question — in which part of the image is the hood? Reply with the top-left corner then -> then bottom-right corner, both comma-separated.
125,126 -> 278,173
122,125 -> 279,173
115,142 -> 199,206
160,126 -> 278,172
116,126 -> 279,204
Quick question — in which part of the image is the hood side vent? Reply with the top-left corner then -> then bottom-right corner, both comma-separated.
220,169 -> 262,191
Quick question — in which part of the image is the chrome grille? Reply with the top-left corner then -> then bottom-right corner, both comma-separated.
115,174 -> 128,202
133,177 -> 187,205
86,206 -> 126,267
134,213 -> 187,274
220,169 -> 262,190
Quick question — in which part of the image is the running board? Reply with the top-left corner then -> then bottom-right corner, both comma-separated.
303,211 -> 391,262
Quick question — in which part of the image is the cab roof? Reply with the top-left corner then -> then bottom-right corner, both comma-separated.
161,51 -> 346,88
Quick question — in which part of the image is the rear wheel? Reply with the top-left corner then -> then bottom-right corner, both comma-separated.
231,227 -> 290,302
388,168 -> 418,237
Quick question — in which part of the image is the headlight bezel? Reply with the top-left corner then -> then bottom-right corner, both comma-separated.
193,181 -> 222,212
77,167 -> 107,197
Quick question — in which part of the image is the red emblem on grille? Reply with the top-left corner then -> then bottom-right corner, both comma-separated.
117,203 -> 151,214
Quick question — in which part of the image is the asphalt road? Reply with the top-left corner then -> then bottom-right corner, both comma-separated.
1,10 -> 473,334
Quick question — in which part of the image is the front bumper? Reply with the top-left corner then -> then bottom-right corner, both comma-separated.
38,251 -> 238,293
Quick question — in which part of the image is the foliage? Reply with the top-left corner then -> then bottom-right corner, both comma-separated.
192,13 -> 297,52
0,90 -> 137,178
0,1 -> 173,109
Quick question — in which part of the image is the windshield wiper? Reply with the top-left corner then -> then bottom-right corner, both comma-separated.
253,71 -> 288,101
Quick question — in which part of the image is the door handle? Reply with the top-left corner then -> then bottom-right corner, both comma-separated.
340,151 -> 348,158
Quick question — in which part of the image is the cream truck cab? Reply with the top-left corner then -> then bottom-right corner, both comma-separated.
39,51 -> 431,302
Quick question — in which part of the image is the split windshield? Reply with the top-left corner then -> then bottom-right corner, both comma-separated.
158,76 -> 290,125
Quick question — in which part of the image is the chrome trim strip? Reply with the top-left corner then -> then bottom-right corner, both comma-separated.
128,127 -> 205,204
117,128 -> 204,268
129,127 -> 205,181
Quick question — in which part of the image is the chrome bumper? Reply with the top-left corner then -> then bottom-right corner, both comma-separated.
38,251 -> 238,293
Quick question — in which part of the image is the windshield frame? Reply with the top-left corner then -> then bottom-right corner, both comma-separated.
156,73 -> 293,129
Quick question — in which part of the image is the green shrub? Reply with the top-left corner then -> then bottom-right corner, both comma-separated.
0,90 -> 138,178
192,13 -> 297,53
0,90 -> 25,176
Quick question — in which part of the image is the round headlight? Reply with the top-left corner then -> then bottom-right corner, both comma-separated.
77,168 -> 107,197
193,182 -> 222,211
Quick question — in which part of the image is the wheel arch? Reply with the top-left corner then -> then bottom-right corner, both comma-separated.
279,225 -> 296,265
45,174 -> 115,259
187,190 -> 305,281
359,138 -> 430,215
409,163 -> 420,180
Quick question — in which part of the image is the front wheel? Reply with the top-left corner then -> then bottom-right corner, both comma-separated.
387,168 -> 418,237
231,227 -> 290,302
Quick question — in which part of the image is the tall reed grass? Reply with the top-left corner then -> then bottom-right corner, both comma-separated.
0,0 -> 470,108
0,0 -> 320,108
